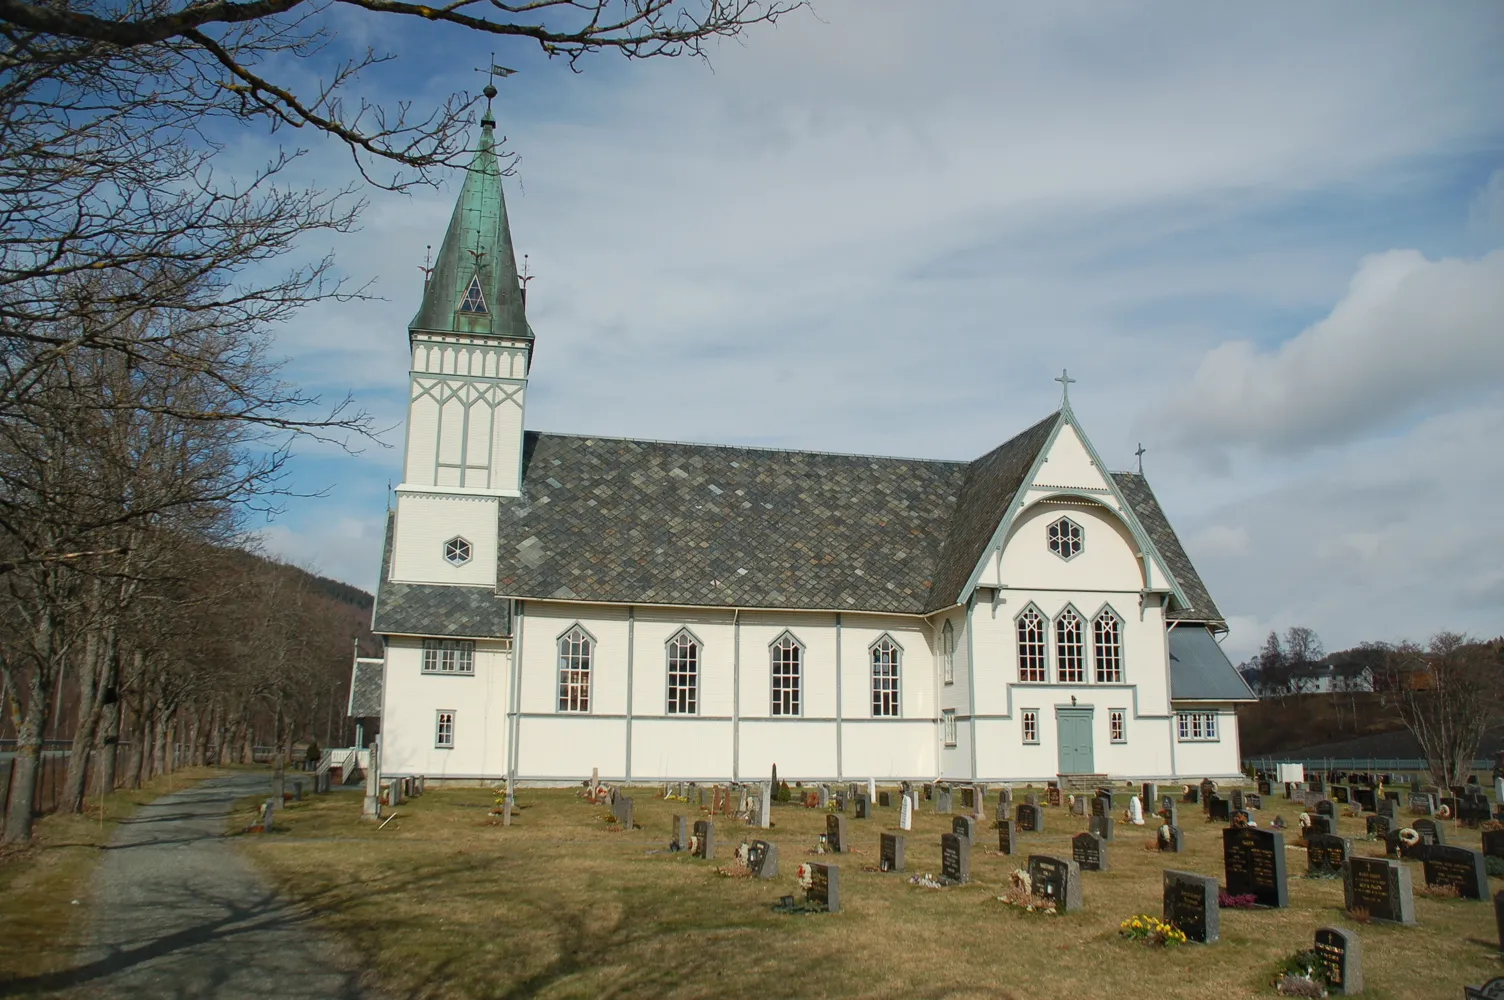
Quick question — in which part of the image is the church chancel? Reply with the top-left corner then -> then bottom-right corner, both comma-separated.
363,106 -> 1254,786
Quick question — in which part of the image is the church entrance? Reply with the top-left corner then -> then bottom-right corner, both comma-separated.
1055,708 -> 1094,774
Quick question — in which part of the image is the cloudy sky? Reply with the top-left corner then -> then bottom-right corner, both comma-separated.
253,1 -> 1504,662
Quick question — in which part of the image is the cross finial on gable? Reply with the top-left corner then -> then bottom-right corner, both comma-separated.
1135,442 -> 1146,475
1055,368 -> 1076,407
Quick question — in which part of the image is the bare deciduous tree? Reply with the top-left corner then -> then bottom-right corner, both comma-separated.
1382,633 -> 1503,787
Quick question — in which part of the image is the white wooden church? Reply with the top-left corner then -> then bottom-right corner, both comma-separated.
355,107 -> 1255,787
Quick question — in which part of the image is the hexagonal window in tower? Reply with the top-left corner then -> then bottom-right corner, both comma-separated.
1046,516 -> 1083,560
443,536 -> 473,567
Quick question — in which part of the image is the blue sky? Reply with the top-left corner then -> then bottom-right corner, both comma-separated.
250,1 -> 1504,661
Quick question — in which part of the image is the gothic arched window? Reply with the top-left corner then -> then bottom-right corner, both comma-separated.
666,629 -> 699,715
871,635 -> 901,718
941,620 -> 955,685
1055,607 -> 1085,683
770,632 -> 803,717
557,625 -> 592,713
1093,607 -> 1123,683
1016,605 -> 1047,682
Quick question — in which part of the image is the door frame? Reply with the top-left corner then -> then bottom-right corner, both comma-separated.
1055,706 -> 1095,775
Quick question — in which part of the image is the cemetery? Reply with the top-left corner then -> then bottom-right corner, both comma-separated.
237,775 -> 1504,999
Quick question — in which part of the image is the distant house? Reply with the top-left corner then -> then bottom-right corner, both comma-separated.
1288,661 -> 1374,694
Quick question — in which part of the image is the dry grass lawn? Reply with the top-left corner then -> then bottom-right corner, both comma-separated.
238,784 -> 1503,1000
0,765 -> 226,984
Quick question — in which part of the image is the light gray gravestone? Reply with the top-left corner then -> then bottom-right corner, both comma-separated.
1072,832 -> 1109,872
361,743 -> 380,820
748,839 -> 779,878
1315,926 -> 1363,995
818,784 -> 830,809
1163,869 -> 1219,943
1089,815 -> 1115,841
952,815 -> 976,845
899,793 -> 913,831
1343,855 -> 1416,924
1413,818 -> 1447,847
881,832 -> 906,872
936,785 -> 953,815
672,814 -> 689,851
1159,824 -> 1184,853
941,832 -> 971,883
1027,854 -> 1082,913
614,796 -> 634,829
757,782 -> 772,828
260,799 -> 276,833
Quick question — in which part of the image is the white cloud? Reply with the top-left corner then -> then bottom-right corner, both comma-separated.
1150,249 -> 1504,454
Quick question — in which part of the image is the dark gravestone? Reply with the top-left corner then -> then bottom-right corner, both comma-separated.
1159,824 -> 1184,853
1352,787 -> 1377,812
1072,832 -> 1109,872
1163,869 -> 1219,943
693,819 -> 715,860
1207,795 -> 1231,823
1245,793 -> 1262,811
1230,789 -> 1244,812
748,839 -> 779,878
1315,799 -> 1336,818
1307,815 -> 1335,838
952,815 -> 975,845
1484,829 -> 1504,861
1332,785 -> 1350,804
1223,827 -> 1289,907
671,814 -> 689,851
997,820 -> 1016,855
826,813 -> 848,854
879,791 -> 891,808
1410,792 -> 1436,816
1185,786 -> 1200,805
807,863 -> 840,913
1344,855 -> 1416,924
1414,818 -> 1447,847
1016,803 -> 1043,833
1314,926 -> 1363,996
855,795 -> 869,820
1377,796 -> 1397,819
1423,845 -> 1489,899
941,832 -> 971,883
835,792 -> 847,813
923,782 -> 933,801
961,786 -> 975,810
1143,782 -> 1159,809
1092,794 -> 1111,818
1460,797 -> 1494,826
1366,815 -> 1394,839
1306,834 -> 1352,876
1027,854 -> 1082,913
1089,815 -> 1115,841
1258,778 -> 1272,796
880,832 -> 905,872
1046,785 -> 1062,808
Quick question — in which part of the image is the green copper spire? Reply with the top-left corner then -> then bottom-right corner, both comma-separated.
410,111 -> 532,340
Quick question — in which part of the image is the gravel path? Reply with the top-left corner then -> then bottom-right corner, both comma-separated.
42,772 -> 367,1000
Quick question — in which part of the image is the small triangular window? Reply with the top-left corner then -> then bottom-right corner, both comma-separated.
459,274 -> 488,314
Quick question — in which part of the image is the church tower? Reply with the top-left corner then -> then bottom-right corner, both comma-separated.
389,100 -> 531,587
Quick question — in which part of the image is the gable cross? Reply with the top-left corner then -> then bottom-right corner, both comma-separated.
1055,368 -> 1076,406
1135,443 -> 1146,475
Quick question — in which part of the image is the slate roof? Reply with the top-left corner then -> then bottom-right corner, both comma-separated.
1169,627 -> 1257,702
372,515 -> 514,637
1112,472 -> 1224,624
347,658 -> 384,717
375,417 -> 1227,627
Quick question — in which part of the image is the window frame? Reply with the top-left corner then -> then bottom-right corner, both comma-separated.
1016,604 -> 1048,683
1021,709 -> 1040,744
421,638 -> 475,675
941,708 -> 957,747
1054,606 -> 1086,683
770,631 -> 803,717
459,273 -> 489,314
1092,605 -> 1124,683
941,620 -> 955,686
870,634 -> 902,718
435,709 -> 456,748
1109,708 -> 1126,744
665,628 -> 700,716
1176,711 -> 1220,742
556,624 -> 594,714
1046,515 -> 1084,560
443,536 -> 473,566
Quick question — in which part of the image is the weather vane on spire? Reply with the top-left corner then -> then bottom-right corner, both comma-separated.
1055,368 -> 1076,406
474,53 -> 516,116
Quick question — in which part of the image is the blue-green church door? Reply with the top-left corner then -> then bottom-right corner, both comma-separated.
1056,709 -> 1094,774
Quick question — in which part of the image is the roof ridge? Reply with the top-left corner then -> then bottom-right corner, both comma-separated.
530,429 -> 971,467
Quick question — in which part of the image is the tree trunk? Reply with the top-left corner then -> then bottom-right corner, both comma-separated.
62,625 -> 110,813
2,674 -> 48,844
94,647 -> 124,796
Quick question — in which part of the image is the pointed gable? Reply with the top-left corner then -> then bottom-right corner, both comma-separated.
1027,420 -> 1111,493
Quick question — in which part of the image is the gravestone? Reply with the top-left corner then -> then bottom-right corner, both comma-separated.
1307,834 -> 1352,876
1091,795 -> 1109,818
1071,795 -> 1088,817
952,815 -> 975,845
807,863 -> 840,913
1160,800 -> 1179,828
1315,799 -> 1336,818
1046,785 -> 1062,808
936,786 -> 953,814
1016,803 -> 1043,833
259,799 -> 275,832
1352,787 -> 1377,812
1230,789 -> 1244,812
923,783 -> 932,800
1207,795 -> 1231,823
1162,869 -> 1219,943
1258,778 -> 1272,796
1483,828 -> 1504,862
1377,796 -> 1397,819
941,832 -> 971,883
1332,785 -> 1350,804
1089,815 -> 1115,841
1414,818 -> 1446,846
1423,845 -> 1488,899
1367,815 -> 1394,839
1307,815 -> 1335,837
693,819 -> 715,860
1128,796 -> 1145,825
961,786 -> 975,810
1314,926 -> 1363,996
835,792 -> 847,813
1025,792 -> 1039,808
1185,786 -> 1200,804
1459,797 -> 1494,826
671,814 -> 689,851
1143,782 -> 1159,809
881,832 -> 906,872
614,796 -> 635,830
1245,793 -> 1263,811
292,780 -> 302,802
1071,832 -> 1109,872
756,783 -> 772,828
1159,824 -> 1184,852
855,794 -> 870,820
899,793 -> 913,831
818,784 -> 830,809
826,813 -> 848,854
1344,856 -> 1416,924
748,839 -> 779,878
996,799 -> 1011,824
879,791 -> 891,808
997,820 -> 1016,855
1223,827 -> 1289,907
1027,854 -> 1082,913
